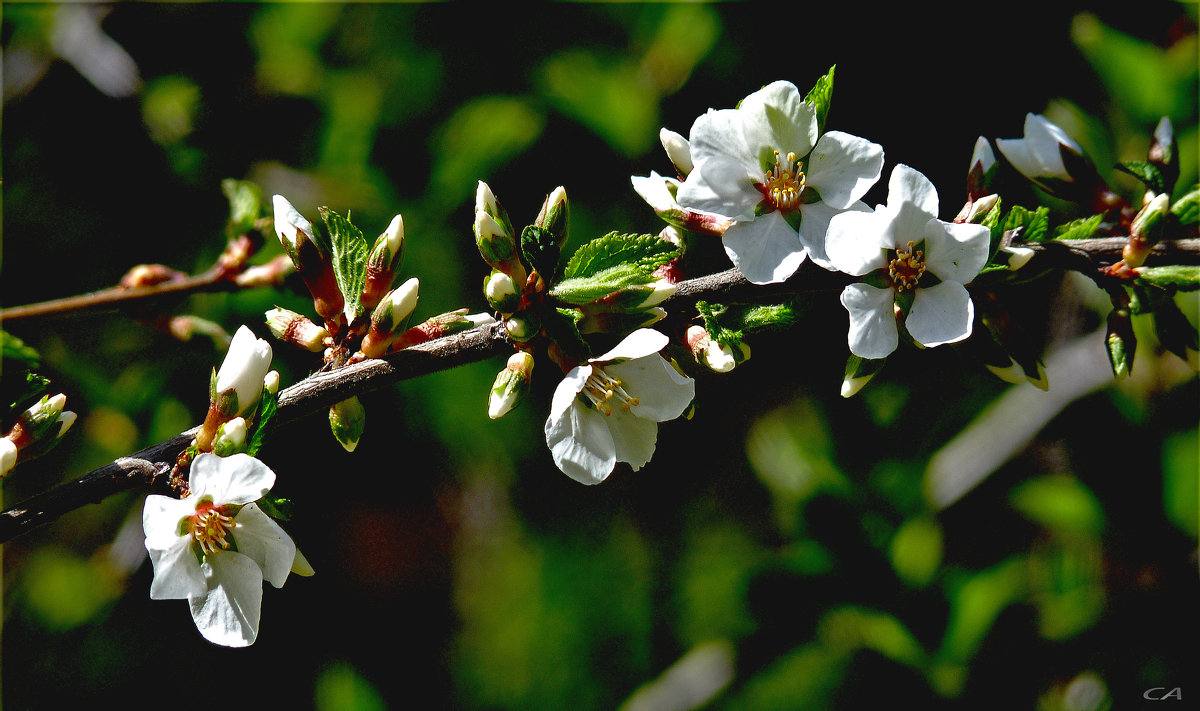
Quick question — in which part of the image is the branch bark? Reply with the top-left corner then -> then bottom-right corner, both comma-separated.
1,236 -> 1196,542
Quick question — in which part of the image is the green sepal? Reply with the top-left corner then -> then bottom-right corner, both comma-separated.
981,195 -> 1005,257
221,179 -> 264,237
520,225 -> 561,281
1003,205 -> 1051,242
320,207 -> 369,320
1105,309 -> 1135,378
245,386 -> 279,457
5,370 -> 49,420
804,65 -> 835,135
1169,184 -> 1199,225
1052,213 -> 1105,241
543,308 -> 591,362
842,354 -> 886,398
256,495 -> 295,522
561,231 -> 680,281
1135,266 -> 1200,293
1116,160 -> 1167,194
329,396 -> 366,453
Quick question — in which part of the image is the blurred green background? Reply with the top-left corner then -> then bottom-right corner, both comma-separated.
2,2 -> 1197,709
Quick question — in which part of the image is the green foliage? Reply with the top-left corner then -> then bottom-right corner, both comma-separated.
1009,475 -> 1105,536
246,386 -> 279,457
1170,184 -> 1199,224
804,65 -> 836,135
430,96 -> 546,204
1052,213 -> 1104,241
320,207 -> 369,320
1135,265 -> 1200,293
2,329 -> 40,368
222,178 -> 264,237
562,232 -> 679,282
889,516 -> 944,588
1116,160 -> 1167,194
1003,205 -> 1051,242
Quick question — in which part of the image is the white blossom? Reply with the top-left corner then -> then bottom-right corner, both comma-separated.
826,164 -> 991,359
142,453 -> 297,647
676,80 -> 883,284
544,329 -> 694,484
996,113 -> 1082,183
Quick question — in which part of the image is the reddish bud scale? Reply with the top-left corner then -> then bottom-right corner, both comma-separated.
359,263 -> 394,313
120,264 -> 187,289
293,237 -> 345,323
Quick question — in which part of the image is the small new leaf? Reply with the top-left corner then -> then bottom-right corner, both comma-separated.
221,179 -> 264,236
562,231 -> 679,281
256,495 -> 294,522
1116,161 -> 1166,194
245,386 -> 279,457
1003,205 -> 1051,242
520,225 -> 561,281
2,330 -> 41,368
1053,214 -> 1105,241
320,208 -> 369,320
1170,185 -> 1199,226
1136,266 -> 1200,294
543,308 -> 591,362
804,65 -> 835,135
551,263 -> 657,305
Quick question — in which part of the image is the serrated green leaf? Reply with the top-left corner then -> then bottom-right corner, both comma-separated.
1116,160 -> 1166,194
520,225 -> 561,281
551,263 -> 657,305
1053,213 -> 1105,241
1170,185 -> 1199,225
2,330 -> 41,368
543,308 -> 591,362
320,207 -> 369,320
221,179 -> 263,236
562,231 -> 679,282
1003,205 -> 1051,242
246,386 -> 279,457
804,65 -> 835,135
1136,266 -> 1200,293
696,301 -> 743,346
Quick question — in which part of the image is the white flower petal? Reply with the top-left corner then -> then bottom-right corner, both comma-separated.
825,208 -> 888,276
607,355 -> 695,422
805,131 -> 884,209
841,283 -> 899,359
994,137 -> 1040,179
605,409 -> 659,472
147,535 -> 206,600
923,221 -> 991,284
550,364 -> 592,422
723,211 -> 806,284
886,164 -> 938,219
143,493 -> 197,545
595,328 -> 669,363
631,172 -> 679,213
907,280 -> 974,348
545,401 -> 617,485
676,153 -> 760,221
738,81 -> 817,161
188,553 -> 263,648
231,503 -> 296,589
798,199 -> 870,271
686,107 -> 755,172
189,453 -> 276,506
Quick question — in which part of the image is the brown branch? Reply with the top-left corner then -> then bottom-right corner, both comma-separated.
1,235 -> 1197,543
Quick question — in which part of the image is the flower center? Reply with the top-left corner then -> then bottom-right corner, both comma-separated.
762,150 -> 805,210
888,241 -> 927,292
582,367 -> 640,416
192,504 -> 237,555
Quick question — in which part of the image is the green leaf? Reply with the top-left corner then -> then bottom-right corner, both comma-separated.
542,308 -> 591,362
5,370 -> 49,419
1052,213 -> 1105,241
1149,293 -> 1199,360
889,516 -> 943,588
520,225 -> 561,281
256,495 -> 295,522
981,195 -> 1005,256
1010,475 -> 1105,535
319,207 -> 369,320
221,178 -> 263,236
246,386 -> 279,457
1116,160 -> 1166,194
695,301 -> 742,347
551,263 -> 658,305
562,231 -> 679,281
1003,205 -> 1051,242
1169,184 -> 1199,225
804,65 -> 835,134
1,330 -> 41,368
1136,265 -> 1200,293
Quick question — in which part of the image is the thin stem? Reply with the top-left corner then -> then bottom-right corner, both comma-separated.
0,236 -> 1196,542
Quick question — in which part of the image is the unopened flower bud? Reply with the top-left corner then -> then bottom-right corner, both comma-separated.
1106,308 -> 1135,378
485,271 -> 521,313
488,352 -> 534,419
475,211 -> 528,285
265,307 -> 330,352
19,393 -> 68,435
966,136 -> 997,201
686,326 -> 745,373
264,370 -> 280,395
504,314 -> 538,343
998,245 -> 1035,271
383,311 -> 496,353
360,278 -> 420,358
329,396 -> 366,452
119,264 -> 186,289
841,355 -> 886,398
659,128 -> 693,177
955,192 -> 1000,224
214,326 -> 273,417
212,417 -> 248,457
996,113 -> 1084,184
476,181 -> 515,240
55,411 -> 77,438
0,438 -> 17,477
361,214 -> 405,311
535,186 -> 569,250
273,195 -> 344,324
1131,193 -> 1169,240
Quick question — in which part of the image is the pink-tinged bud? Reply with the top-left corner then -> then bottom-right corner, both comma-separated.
966,136 -> 996,201
953,192 -> 999,224
119,264 -> 186,289
686,325 -> 741,373
361,214 -> 405,312
488,352 -> 534,419
385,310 -> 495,353
235,254 -> 295,288
360,278 -> 420,358
265,307 -> 330,352
215,326 -> 273,417
659,128 -> 693,177
272,194 -> 344,324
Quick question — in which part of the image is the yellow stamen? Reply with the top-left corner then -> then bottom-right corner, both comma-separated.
762,150 -> 805,211
888,241 -> 926,292
582,367 -> 640,416
192,506 -> 237,555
